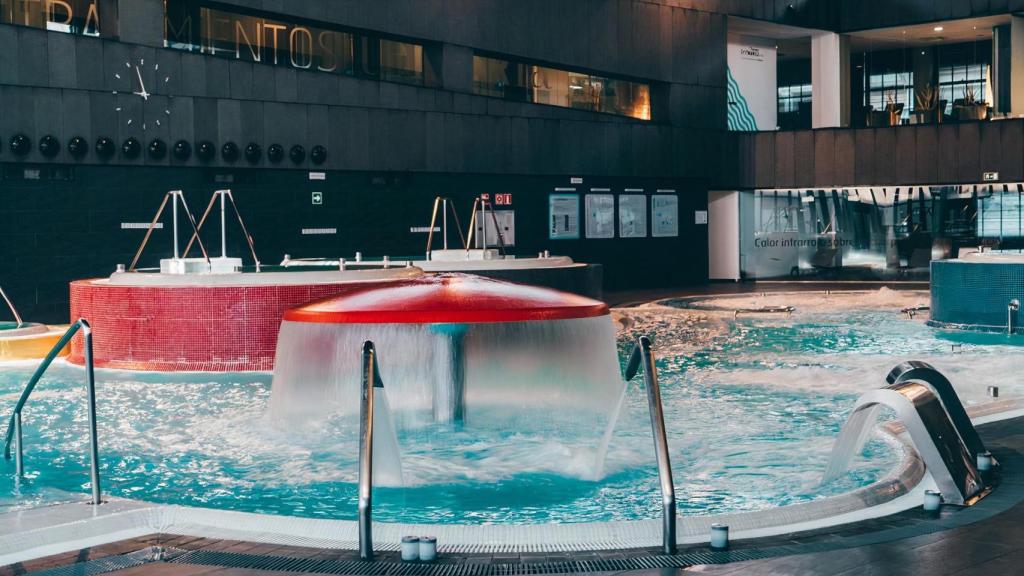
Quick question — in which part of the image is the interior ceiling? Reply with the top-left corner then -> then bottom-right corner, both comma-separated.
847,15 -> 1007,51
728,15 -> 1007,62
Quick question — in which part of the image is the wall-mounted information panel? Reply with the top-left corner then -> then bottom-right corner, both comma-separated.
549,192 -> 580,240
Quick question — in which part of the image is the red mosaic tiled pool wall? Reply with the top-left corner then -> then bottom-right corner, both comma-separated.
68,280 -> 379,372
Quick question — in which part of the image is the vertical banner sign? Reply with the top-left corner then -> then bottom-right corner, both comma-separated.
619,194 -> 647,238
727,35 -> 777,131
585,194 -> 615,238
549,193 -> 580,240
651,195 -> 679,237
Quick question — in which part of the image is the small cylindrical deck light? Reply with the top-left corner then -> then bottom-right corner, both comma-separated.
355,251 -> 363,262
710,523 -> 729,550
977,451 -> 993,472
116,263 -> 125,273
383,255 -> 391,269
923,490 -> 942,512
401,536 -> 420,561
419,536 -> 437,562
988,386 -> 999,398
339,258 -> 346,271
543,249 -> 550,258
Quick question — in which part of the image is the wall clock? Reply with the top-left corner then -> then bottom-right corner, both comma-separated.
112,57 -> 172,131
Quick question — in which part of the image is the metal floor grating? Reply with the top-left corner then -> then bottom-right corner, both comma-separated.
166,549 -> 772,575
27,547 -> 185,576
23,546 -> 782,576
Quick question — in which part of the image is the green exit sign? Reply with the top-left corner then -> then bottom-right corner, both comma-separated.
312,191 -> 323,205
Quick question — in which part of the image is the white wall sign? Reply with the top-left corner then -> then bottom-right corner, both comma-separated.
695,210 -> 708,225
549,193 -> 580,240
619,194 -> 647,238
475,210 -> 516,247
652,195 -> 679,237
727,35 -> 777,131
585,194 -> 615,238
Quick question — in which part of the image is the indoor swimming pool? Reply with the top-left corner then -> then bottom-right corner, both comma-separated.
1,290 -> 1020,526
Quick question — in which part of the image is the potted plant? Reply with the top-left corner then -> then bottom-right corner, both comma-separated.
885,90 -> 904,126
954,86 -> 988,121
914,84 -> 940,124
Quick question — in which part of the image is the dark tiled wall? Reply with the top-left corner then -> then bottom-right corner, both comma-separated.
1,166 -> 708,324
0,21 -> 728,177
728,121 -> 1024,189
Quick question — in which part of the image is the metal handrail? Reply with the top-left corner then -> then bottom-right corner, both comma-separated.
2,319 -> 102,505
425,196 -> 467,259
183,189 -> 261,269
464,197 -> 507,255
359,340 -> 384,560
624,336 -> 677,555
0,285 -> 24,327
129,190 -> 210,271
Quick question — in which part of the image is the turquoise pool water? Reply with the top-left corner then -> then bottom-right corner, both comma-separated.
5,298 -> 1017,525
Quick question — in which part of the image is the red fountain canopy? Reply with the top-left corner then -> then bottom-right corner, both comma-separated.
283,273 -> 609,324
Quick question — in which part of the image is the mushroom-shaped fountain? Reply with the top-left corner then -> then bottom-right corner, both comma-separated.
269,274 -> 623,432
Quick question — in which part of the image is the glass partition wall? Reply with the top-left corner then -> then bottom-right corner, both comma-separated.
738,183 -> 1024,280
854,39 -> 993,127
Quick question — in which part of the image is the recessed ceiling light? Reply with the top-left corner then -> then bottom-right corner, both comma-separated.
934,26 -> 944,32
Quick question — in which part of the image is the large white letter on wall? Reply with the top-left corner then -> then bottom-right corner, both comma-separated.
727,36 -> 777,131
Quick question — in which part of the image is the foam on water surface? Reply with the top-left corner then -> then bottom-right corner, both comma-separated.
2,289 -> 1015,524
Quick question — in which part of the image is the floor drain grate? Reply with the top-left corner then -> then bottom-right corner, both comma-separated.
27,547 -> 184,576
166,548 -> 778,575
23,544 -> 778,575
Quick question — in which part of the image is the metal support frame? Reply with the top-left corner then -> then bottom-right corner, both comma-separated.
358,341 -> 385,561
0,284 -> 24,327
425,196 -> 467,259
129,190 -> 210,271
3,319 -> 102,505
465,197 -> 507,255
182,189 -> 261,269
624,336 -> 677,555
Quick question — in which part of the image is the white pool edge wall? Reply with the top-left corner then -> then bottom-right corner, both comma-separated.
4,401 -> 1021,565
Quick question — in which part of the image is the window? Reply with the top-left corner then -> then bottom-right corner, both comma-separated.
0,0 -> 105,36
778,84 -> 811,114
938,63 -> 988,115
978,185 -> 1024,239
865,70 -> 913,119
472,55 -> 651,120
165,0 -> 423,86
379,39 -> 423,84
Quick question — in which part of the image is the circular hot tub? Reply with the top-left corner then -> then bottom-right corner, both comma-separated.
68,267 -> 423,372
930,253 -> 1024,333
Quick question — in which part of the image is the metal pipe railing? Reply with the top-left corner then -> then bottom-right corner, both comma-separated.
3,319 -> 102,505
1009,299 -> 1020,335
129,190 -> 210,271
425,196 -> 467,259
465,197 -> 507,255
0,284 -> 24,327
183,190 -> 261,270
358,340 -> 385,561
624,336 -> 677,555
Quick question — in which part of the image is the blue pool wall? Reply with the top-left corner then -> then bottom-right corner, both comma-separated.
930,259 -> 1024,333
